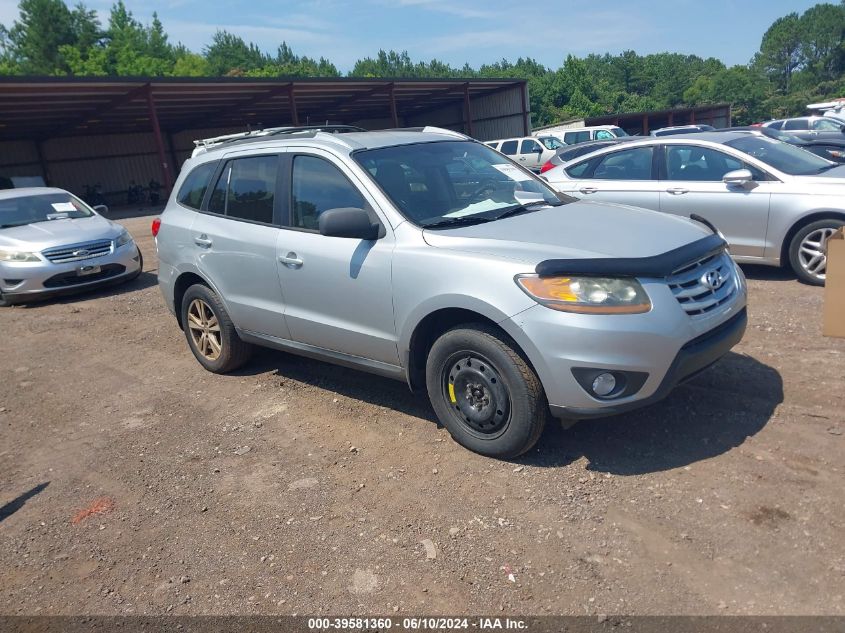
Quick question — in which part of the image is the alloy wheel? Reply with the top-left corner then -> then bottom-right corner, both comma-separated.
186,298 -> 222,361
798,227 -> 836,281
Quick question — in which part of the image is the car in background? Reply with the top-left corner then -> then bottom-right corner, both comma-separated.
0,175 -> 47,190
762,116 -> 845,138
535,125 -> 628,146
542,131 -> 845,285
650,124 -> 715,137
155,125 -> 746,458
0,187 -> 142,306
717,126 -> 845,163
485,135 -> 565,171
538,137 -> 638,174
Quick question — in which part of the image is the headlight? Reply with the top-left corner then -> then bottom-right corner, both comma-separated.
0,249 -> 41,262
115,229 -> 134,247
515,275 -> 651,314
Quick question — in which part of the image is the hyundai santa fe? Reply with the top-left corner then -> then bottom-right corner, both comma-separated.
154,126 -> 747,458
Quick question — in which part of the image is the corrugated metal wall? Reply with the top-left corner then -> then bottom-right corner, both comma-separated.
405,84 -> 528,141
0,86 -> 528,204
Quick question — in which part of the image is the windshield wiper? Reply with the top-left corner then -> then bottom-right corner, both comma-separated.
491,200 -> 557,221
0,222 -> 31,229
422,215 -> 494,230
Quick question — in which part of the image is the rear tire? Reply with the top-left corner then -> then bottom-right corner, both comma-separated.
425,323 -> 548,459
181,283 -> 253,373
788,219 -> 844,286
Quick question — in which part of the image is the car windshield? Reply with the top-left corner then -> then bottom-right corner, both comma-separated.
724,136 -> 835,175
538,137 -> 565,150
0,192 -> 94,229
354,140 -> 569,228
611,127 -> 628,137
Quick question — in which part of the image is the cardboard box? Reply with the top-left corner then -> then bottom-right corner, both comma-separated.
823,226 -> 845,338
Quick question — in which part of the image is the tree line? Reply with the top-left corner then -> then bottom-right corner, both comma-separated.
1,0 -> 844,126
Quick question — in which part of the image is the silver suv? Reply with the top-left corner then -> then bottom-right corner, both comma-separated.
155,126 -> 747,458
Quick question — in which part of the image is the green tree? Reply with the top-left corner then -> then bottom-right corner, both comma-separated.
204,30 -> 267,75
6,0 -> 77,73
756,12 -> 803,92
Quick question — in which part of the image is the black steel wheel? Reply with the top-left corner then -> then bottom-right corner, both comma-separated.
426,323 -> 548,458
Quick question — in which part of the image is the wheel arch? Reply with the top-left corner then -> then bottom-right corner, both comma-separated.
172,270 -> 214,330
404,304 -> 538,394
780,210 -> 845,267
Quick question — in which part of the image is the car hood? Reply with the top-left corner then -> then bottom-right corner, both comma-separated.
0,214 -> 120,250
422,200 -> 711,265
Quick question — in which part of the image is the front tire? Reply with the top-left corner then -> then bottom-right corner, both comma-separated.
789,219 -> 844,285
425,324 -> 548,459
181,283 -> 253,373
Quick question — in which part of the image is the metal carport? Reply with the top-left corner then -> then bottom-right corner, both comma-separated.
0,77 -> 530,202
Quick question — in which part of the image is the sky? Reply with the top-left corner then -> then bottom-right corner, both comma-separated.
0,0 -> 825,71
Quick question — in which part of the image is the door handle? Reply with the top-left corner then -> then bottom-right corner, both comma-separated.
194,235 -> 213,247
666,188 -> 689,195
579,187 -> 598,194
279,252 -> 303,268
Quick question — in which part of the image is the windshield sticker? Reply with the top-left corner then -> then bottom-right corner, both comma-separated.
51,202 -> 76,212
491,164 -> 533,182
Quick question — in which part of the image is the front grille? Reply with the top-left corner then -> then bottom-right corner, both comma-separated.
667,250 -> 737,316
42,264 -> 125,288
42,239 -> 113,264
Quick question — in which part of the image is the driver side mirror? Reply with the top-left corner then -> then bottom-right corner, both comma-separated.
318,207 -> 382,240
93,204 -> 109,216
723,169 -> 753,187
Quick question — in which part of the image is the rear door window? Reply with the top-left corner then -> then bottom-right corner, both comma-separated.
206,155 -> 278,224
564,131 -> 591,144
590,147 -> 654,180
500,140 -> 518,155
784,119 -> 809,131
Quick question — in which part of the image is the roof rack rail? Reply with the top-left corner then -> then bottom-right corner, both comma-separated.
192,125 -> 366,156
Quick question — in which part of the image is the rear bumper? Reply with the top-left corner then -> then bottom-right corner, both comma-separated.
549,307 -> 747,419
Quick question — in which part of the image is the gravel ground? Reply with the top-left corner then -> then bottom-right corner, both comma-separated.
0,214 -> 843,616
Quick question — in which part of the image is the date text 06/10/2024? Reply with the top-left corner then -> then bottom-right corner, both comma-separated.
307,617 -> 528,630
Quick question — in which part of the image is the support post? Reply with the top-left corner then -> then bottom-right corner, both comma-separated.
690,109 -> 696,124
166,132 -> 180,180
146,86 -> 173,194
667,111 -> 674,126
289,85 -> 300,126
521,81 -> 530,136
641,114 -> 649,135
35,140 -> 49,186
389,83 -> 399,128
463,83 -> 474,137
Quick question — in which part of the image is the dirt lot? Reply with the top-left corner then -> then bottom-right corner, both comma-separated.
1,214 -> 843,616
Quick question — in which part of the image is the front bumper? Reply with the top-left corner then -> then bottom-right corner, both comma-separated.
0,243 -> 142,304
549,307 -> 746,418
499,273 -> 747,419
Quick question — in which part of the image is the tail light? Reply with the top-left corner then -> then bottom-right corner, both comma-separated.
151,217 -> 161,237
540,160 -> 555,174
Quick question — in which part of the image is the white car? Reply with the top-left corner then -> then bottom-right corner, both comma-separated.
484,136 -> 565,172
542,131 -> 845,285
541,125 -> 629,145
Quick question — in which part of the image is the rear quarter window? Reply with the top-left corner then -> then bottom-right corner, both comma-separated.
177,162 -> 217,210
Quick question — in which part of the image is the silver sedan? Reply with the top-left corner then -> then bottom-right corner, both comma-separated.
0,187 -> 143,305
542,131 -> 845,285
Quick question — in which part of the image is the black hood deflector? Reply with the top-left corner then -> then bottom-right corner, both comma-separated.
535,234 -> 727,278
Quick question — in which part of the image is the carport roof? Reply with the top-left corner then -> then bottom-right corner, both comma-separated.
0,76 -> 526,141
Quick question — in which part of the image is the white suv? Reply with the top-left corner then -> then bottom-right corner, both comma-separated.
535,125 -> 628,146
484,136 -> 564,172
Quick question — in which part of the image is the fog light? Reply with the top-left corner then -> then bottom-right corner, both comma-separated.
592,373 -> 617,397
